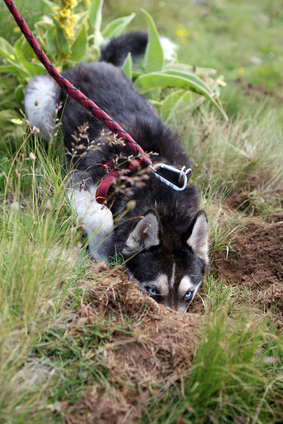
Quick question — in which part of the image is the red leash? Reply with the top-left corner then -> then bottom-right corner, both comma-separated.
3,0 -> 152,168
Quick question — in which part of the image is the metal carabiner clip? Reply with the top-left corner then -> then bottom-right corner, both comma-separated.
151,163 -> 192,191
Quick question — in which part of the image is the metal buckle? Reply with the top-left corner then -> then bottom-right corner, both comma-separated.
151,163 -> 192,191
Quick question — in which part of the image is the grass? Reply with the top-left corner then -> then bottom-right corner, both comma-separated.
148,315 -> 283,423
1,0 -> 283,423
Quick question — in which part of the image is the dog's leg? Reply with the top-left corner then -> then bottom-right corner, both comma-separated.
67,173 -> 113,262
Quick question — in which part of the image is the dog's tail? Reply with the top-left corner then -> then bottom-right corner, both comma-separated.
99,31 -> 177,66
99,32 -> 148,66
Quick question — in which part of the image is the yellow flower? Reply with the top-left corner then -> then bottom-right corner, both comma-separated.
65,27 -> 75,39
65,21 -> 74,30
54,0 -> 81,39
175,24 -> 189,41
238,67 -> 245,74
216,78 -> 227,87
69,14 -> 78,21
11,119 -> 23,125
60,8 -> 71,17
63,0 -> 78,7
9,54 -> 15,60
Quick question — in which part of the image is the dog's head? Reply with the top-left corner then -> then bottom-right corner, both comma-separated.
122,209 -> 209,313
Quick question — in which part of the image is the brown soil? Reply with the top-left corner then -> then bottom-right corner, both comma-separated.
226,192 -> 253,212
212,220 -> 283,323
66,266 -> 197,424
65,221 -> 283,423
234,77 -> 283,104
225,191 -> 283,222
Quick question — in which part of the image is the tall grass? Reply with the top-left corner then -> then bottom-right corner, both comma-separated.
145,310 -> 283,424
0,133 -> 89,421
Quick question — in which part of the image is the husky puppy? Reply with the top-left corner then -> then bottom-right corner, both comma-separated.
24,32 -> 209,313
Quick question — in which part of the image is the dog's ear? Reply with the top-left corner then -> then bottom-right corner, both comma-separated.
187,210 -> 209,264
122,212 -> 160,255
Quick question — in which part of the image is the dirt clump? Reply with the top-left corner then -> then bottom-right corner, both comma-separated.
226,192 -> 252,212
225,191 -> 283,222
234,77 -> 283,104
212,221 -> 283,322
66,266 -> 197,424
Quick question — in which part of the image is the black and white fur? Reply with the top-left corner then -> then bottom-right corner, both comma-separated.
24,32 -> 209,313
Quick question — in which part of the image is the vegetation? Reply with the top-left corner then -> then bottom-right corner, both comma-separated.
0,0 -> 283,423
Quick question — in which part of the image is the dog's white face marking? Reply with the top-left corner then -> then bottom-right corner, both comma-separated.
169,262 -> 176,288
178,275 -> 201,305
145,273 -> 169,296
24,74 -> 59,139
67,183 -> 113,262
178,276 -> 194,298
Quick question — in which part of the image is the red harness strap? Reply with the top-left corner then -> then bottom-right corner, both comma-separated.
96,170 -> 119,205
96,159 -> 143,205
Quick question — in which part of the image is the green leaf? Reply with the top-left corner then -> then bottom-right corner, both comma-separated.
14,35 -> 37,62
18,60 -> 45,77
53,19 -> 70,55
0,62 -> 30,79
0,37 -> 15,61
10,36 -> 45,77
46,26 -> 58,56
160,89 -> 185,121
135,72 -> 228,120
141,9 -> 163,73
161,90 -> 205,123
42,0 -> 57,13
72,11 -> 89,37
69,24 -> 87,62
122,52 -> 132,79
102,13 -> 136,39
34,16 -> 54,39
162,69 -> 214,94
166,62 -> 217,76
0,110 -> 26,150
14,85 -> 25,103
89,0 -> 104,47
82,44 -> 100,63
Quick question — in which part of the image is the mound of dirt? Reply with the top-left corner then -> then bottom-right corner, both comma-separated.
226,192 -> 253,212
225,191 -> 283,223
235,77 -> 283,104
63,221 -> 283,422
212,221 -> 283,323
67,266 -> 197,424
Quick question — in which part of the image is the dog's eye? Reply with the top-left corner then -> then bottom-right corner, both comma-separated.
147,287 -> 157,296
184,290 -> 193,301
